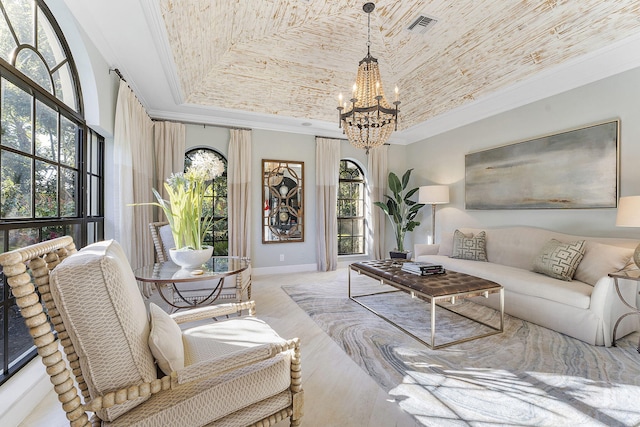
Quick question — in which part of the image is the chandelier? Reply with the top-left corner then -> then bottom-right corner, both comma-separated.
337,2 -> 400,154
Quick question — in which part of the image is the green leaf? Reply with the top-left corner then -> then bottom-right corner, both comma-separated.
401,168 -> 413,190
405,187 -> 419,201
408,203 -> 425,214
388,172 -> 402,195
405,220 -> 420,232
373,201 -> 389,215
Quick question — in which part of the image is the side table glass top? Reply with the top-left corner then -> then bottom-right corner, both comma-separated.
609,269 -> 640,281
134,256 -> 249,283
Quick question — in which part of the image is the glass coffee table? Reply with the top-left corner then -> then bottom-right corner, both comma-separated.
134,256 -> 250,310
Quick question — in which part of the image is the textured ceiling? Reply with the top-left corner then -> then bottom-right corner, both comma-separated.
158,0 -> 640,131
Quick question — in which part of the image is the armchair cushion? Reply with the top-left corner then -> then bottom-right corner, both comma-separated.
159,223 -> 175,256
50,240 -> 157,422
148,303 -> 184,375
108,316 -> 294,427
182,317 -> 286,365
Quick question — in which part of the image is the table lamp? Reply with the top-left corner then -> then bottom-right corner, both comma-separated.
419,185 -> 449,244
615,195 -> 640,269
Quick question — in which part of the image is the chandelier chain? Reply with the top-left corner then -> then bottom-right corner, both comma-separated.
367,10 -> 371,53
336,2 -> 400,154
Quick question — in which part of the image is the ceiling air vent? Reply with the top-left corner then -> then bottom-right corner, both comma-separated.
406,14 -> 438,34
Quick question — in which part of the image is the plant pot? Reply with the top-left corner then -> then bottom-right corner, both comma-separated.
169,246 -> 213,269
389,250 -> 411,260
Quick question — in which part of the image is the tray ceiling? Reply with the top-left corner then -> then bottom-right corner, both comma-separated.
60,0 -> 640,142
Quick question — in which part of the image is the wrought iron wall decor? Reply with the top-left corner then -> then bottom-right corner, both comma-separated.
262,160 -> 304,243
465,119 -> 619,209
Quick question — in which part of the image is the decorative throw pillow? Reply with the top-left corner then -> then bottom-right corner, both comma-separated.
533,239 -> 586,281
148,303 -> 184,375
451,230 -> 488,261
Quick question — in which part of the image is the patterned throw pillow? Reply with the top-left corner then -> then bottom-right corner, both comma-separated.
533,239 -> 586,281
451,229 -> 488,261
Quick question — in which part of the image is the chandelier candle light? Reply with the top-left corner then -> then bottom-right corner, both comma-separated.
337,2 -> 400,154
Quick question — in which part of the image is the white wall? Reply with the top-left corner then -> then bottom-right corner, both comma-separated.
407,66 -> 640,244
181,126 -> 415,269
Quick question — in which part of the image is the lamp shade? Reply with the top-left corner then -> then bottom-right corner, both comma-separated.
419,185 -> 450,205
616,196 -> 640,227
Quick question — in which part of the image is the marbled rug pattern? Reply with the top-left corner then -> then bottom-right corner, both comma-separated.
283,270 -> 640,426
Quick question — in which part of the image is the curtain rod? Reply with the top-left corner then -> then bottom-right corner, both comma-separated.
151,118 -> 251,132
109,68 -> 126,82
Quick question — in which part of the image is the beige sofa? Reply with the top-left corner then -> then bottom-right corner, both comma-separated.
414,226 -> 640,346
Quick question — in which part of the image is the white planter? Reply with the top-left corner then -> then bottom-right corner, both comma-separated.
169,246 -> 213,269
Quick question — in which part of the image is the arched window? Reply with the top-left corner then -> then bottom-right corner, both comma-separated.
0,0 -> 104,384
338,159 -> 366,255
185,148 -> 228,255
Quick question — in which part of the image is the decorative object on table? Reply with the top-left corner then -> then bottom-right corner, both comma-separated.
465,119 -> 619,209
374,169 -> 425,259
401,261 -> 445,276
135,151 -> 224,268
167,246 -> 212,269
262,159 -> 304,243
615,195 -> 640,268
335,2 -> 400,154
418,185 -> 450,244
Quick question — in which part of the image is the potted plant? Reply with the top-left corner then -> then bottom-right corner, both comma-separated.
374,169 -> 425,259
137,151 -> 225,268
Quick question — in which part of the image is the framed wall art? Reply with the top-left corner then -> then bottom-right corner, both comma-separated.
465,119 -> 619,209
262,159 -> 304,243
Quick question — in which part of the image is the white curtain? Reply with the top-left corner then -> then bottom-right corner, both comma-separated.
113,80 -> 154,269
153,121 -> 186,203
368,145 -> 388,260
315,137 -> 340,271
228,129 -> 252,258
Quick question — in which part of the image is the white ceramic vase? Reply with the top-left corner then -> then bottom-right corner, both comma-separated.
169,246 -> 213,269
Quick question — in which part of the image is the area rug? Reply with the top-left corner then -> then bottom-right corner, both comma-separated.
282,270 -> 640,426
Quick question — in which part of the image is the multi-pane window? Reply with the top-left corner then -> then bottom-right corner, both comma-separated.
0,0 -> 104,385
185,148 -> 228,256
338,159 -> 365,255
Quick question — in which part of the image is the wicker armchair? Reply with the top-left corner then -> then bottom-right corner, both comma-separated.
148,221 -> 252,305
0,237 -> 303,426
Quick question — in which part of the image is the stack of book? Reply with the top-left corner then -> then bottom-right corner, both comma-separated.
401,262 -> 445,276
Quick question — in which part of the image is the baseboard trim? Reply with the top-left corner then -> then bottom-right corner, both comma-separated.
253,263 -> 317,276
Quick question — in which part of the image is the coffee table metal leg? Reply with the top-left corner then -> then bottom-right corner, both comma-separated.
431,298 -> 436,348
500,288 -> 505,332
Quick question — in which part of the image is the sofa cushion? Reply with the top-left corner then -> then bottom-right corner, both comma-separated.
574,242 -> 633,286
533,239 -> 586,281
149,303 -> 184,375
451,230 -> 487,261
50,240 -> 156,422
437,232 -> 457,256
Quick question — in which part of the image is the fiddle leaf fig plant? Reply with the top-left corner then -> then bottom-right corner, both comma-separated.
374,169 -> 425,253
